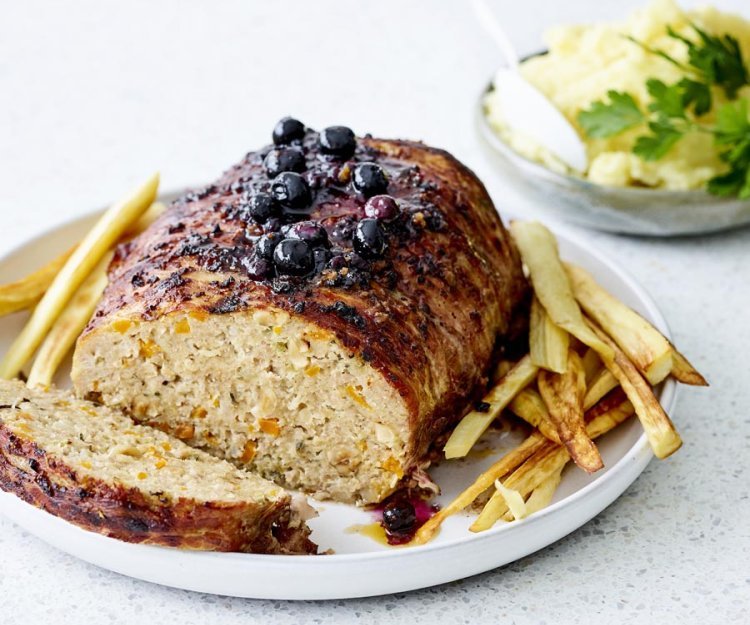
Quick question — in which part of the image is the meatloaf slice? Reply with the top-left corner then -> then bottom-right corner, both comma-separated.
0,380 -> 315,554
72,121 -> 528,504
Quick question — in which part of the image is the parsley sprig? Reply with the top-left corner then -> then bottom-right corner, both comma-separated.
577,23 -> 750,198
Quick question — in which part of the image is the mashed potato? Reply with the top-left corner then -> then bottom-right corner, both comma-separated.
484,0 -> 750,190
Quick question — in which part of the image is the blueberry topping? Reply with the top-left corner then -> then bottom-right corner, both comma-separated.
243,192 -> 279,224
264,147 -> 306,177
255,233 -> 280,260
382,499 -> 417,535
353,218 -> 387,259
364,195 -> 400,221
273,238 -> 314,276
272,172 -> 312,210
352,162 -> 389,197
313,247 -> 332,272
285,221 -> 329,247
272,117 -> 305,145
241,256 -> 273,280
319,126 -> 356,159
263,217 -> 282,233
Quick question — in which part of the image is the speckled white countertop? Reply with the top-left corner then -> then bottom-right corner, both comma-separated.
0,0 -> 748,622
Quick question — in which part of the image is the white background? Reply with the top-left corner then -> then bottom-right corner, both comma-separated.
1,1 -> 748,623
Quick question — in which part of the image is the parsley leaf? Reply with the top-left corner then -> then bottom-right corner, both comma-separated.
646,79 -> 687,119
714,98 -> 750,144
577,91 -> 645,138
668,24 -> 749,98
678,78 -> 712,116
633,120 -> 685,161
709,100 -> 750,198
707,168 -> 750,198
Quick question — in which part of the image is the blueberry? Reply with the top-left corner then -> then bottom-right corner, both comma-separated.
273,238 -> 314,276
243,192 -> 279,223
352,162 -> 388,197
285,221 -> 329,247
364,195 -> 400,221
264,147 -> 306,178
272,117 -> 305,145
353,218 -> 387,259
255,233 -> 280,260
241,256 -> 273,280
271,172 -> 312,210
382,499 -> 417,535
263,217 -> 282,233
319,126 -> 356,159
313,247 -> 332,272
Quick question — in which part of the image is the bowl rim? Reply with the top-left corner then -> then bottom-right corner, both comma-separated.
477,78 -> 740,203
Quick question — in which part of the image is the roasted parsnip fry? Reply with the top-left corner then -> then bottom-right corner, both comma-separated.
0,247 -> 76,317
583,368 -> 619,411
509,388 -> 560,444
525,466 -> 564,516
444,355 -> 538,459
411,431 -> 548,545
670,344 -> 709,386
566,263 -> 672,384
509,221 -> 613,361
581,348 -> 602,385
26,253 -> 111,388
0,200 -> 161,322
471,399 -> 635,532
491,359 -> 515,383
0,173 -> 159,379
123,201 -> 166,239
589,321 -> 682,459
493,479 -> 527,521
539,350 -> 603,473
529,295 -> 569,374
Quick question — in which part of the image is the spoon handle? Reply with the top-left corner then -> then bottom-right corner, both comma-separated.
471,0 -> 519,71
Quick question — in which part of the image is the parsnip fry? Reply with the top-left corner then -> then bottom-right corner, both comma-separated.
0,199 -> 161,322
525,465 -> 564,516
509,388 -> 560,444
530,295 -> 569,373
26,253 -> 111,388
0,174 -> 159,380
583,368 -> 619,411
670,345 -> 709,386
491,359 -> 515,383
471,399 -> 635,531
581,348 -> 602,385
411,431 -> 548,545
493,479 -> 527,521
566,263 -> 672,384
123,201 -> 166,239
589,321 -> 682,459
510,221 -> 613,361
444,355 -> 538,459
539,350 -> 603,473
0,247 -> 75,317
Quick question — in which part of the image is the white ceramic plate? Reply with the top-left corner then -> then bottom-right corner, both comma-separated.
0,196 -> 676,600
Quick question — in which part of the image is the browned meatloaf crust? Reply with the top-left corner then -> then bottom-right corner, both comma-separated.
72,122 -> 528,504
0,380 -> 315,553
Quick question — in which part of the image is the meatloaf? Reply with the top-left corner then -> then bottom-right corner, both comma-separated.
71,118 -> 528,504
0,380 -> 315,553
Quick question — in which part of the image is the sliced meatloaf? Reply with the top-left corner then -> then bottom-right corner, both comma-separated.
0,380 -> 315,553
72,120 -> 528,504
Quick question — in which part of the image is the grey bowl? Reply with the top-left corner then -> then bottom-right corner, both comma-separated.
477,82 -> 750,236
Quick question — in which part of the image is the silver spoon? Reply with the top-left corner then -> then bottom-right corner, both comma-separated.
472,0 -> 587,172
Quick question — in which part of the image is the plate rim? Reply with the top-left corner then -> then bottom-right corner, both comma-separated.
0,197 -> 677,595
